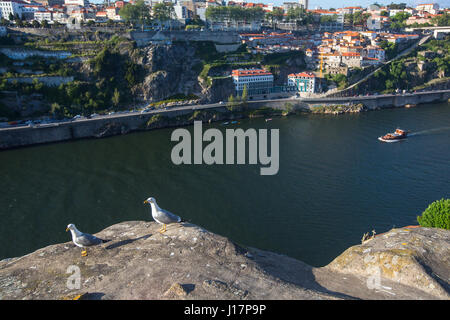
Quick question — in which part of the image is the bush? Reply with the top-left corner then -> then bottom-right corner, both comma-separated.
417,199 -> 450,229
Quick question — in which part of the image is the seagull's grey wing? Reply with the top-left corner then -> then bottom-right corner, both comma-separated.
76,233 -> 103,247
156,208 -> 181,224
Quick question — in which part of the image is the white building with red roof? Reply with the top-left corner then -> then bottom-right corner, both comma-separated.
21,3 -> 44,19
232,68 -> 274,95
287,71 -> 317,93
416,3 -> 439,14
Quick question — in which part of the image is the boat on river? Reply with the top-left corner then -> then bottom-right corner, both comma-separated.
378,128 -> 409,142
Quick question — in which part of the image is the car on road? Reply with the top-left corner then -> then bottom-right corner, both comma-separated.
218,101 -> 224,105
72,115 -> 82,121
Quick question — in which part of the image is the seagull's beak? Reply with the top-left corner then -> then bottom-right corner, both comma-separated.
143,200 -> 148,204
66,227 -> 69,232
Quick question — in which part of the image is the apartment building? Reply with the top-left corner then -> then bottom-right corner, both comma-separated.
288,72 -> 317,93
0,0 -> 24,20
232,68 -> 274,95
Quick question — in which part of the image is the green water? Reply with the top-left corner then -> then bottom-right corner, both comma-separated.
1,102 -> 449,266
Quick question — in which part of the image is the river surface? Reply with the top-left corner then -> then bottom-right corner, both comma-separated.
1,102 -> 449,266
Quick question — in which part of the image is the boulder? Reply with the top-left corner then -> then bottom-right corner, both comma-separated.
0,222 -> 448,300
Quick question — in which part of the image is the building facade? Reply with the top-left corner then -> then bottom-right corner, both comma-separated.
64,0 -> 88,7
0,0 -> 24,20
298,0 -> 308,10
288,72 -> 317,93
232,68 -> 274,95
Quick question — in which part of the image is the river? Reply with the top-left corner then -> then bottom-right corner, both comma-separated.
1,102 -> 449,267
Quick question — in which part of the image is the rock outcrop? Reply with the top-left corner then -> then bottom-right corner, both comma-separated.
199,77 -> 235,104
139,44 -> 203,102
0,222 -> 448,300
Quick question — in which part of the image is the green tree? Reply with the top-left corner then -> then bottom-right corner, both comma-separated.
241,84 -> 248,103
431,12 -> 450,26
50,102 -> 62,118
112,88 -> 120,107
153,2 -> 175,29
417,199 -> 450,230
119,0 -> 150,30
272,7 -> 284,29
387,2 -> 406,10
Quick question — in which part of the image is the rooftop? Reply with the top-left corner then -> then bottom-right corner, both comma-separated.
288,72 -> 316,78
232,69 -> 273,77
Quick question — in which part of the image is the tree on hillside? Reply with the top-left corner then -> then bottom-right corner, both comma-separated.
431,12 -> 450,26
241,84 -> 248,103
272,7 -> 284,27
119,0 -> 151,30
152,2 -> 175,30
112,88 -> 120,107
206,6 -> 264,30
387,2 -> 406,10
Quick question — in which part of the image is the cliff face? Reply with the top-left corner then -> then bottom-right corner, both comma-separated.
0,221 -> 448,300
138,44 -> 204,102
199,77 -> 235,104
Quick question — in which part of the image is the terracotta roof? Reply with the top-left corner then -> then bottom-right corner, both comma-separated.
288,72 -> 316,78
341,52 -> 361,57
232,69 -> 273,77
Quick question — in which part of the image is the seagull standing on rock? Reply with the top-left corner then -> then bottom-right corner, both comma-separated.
143,197 -> 182,234
66,224 -> 109,257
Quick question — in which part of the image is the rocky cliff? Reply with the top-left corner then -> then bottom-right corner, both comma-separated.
138,44 -> 204,102
0,221 -> 448,300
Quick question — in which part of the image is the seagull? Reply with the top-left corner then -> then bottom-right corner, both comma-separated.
66,224 -> 109,257
143,197 -> 182,233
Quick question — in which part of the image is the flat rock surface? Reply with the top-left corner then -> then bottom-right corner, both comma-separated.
0,222 -> 448,300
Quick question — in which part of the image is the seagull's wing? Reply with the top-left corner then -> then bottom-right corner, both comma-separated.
76,233 -> 103,247
156,208 -> 181,224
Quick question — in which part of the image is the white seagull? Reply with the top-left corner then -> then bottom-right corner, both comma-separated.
66,224 -> 109,257
143,197 -> 182,233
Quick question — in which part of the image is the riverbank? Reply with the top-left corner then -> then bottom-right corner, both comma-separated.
1,91 -> 449,150
0,221 -> 448,300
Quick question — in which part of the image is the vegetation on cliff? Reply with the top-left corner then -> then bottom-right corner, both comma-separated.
0,34 -> 146,119
354,36 -> 450,94
417,199 -> 450,230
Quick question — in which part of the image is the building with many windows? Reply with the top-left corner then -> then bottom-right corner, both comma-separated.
64,0 -> 88,6
34,10 -> 52,22
0,0 -> 25,20
416,3 -> 439,14
232,68 -> 274,95
288,72 -> 317,93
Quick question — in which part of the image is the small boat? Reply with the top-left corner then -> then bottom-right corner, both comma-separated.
265,118 -> 272,122
231,121 -> 238,124
222,122 -> 229,125
378,128 -> 409,142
